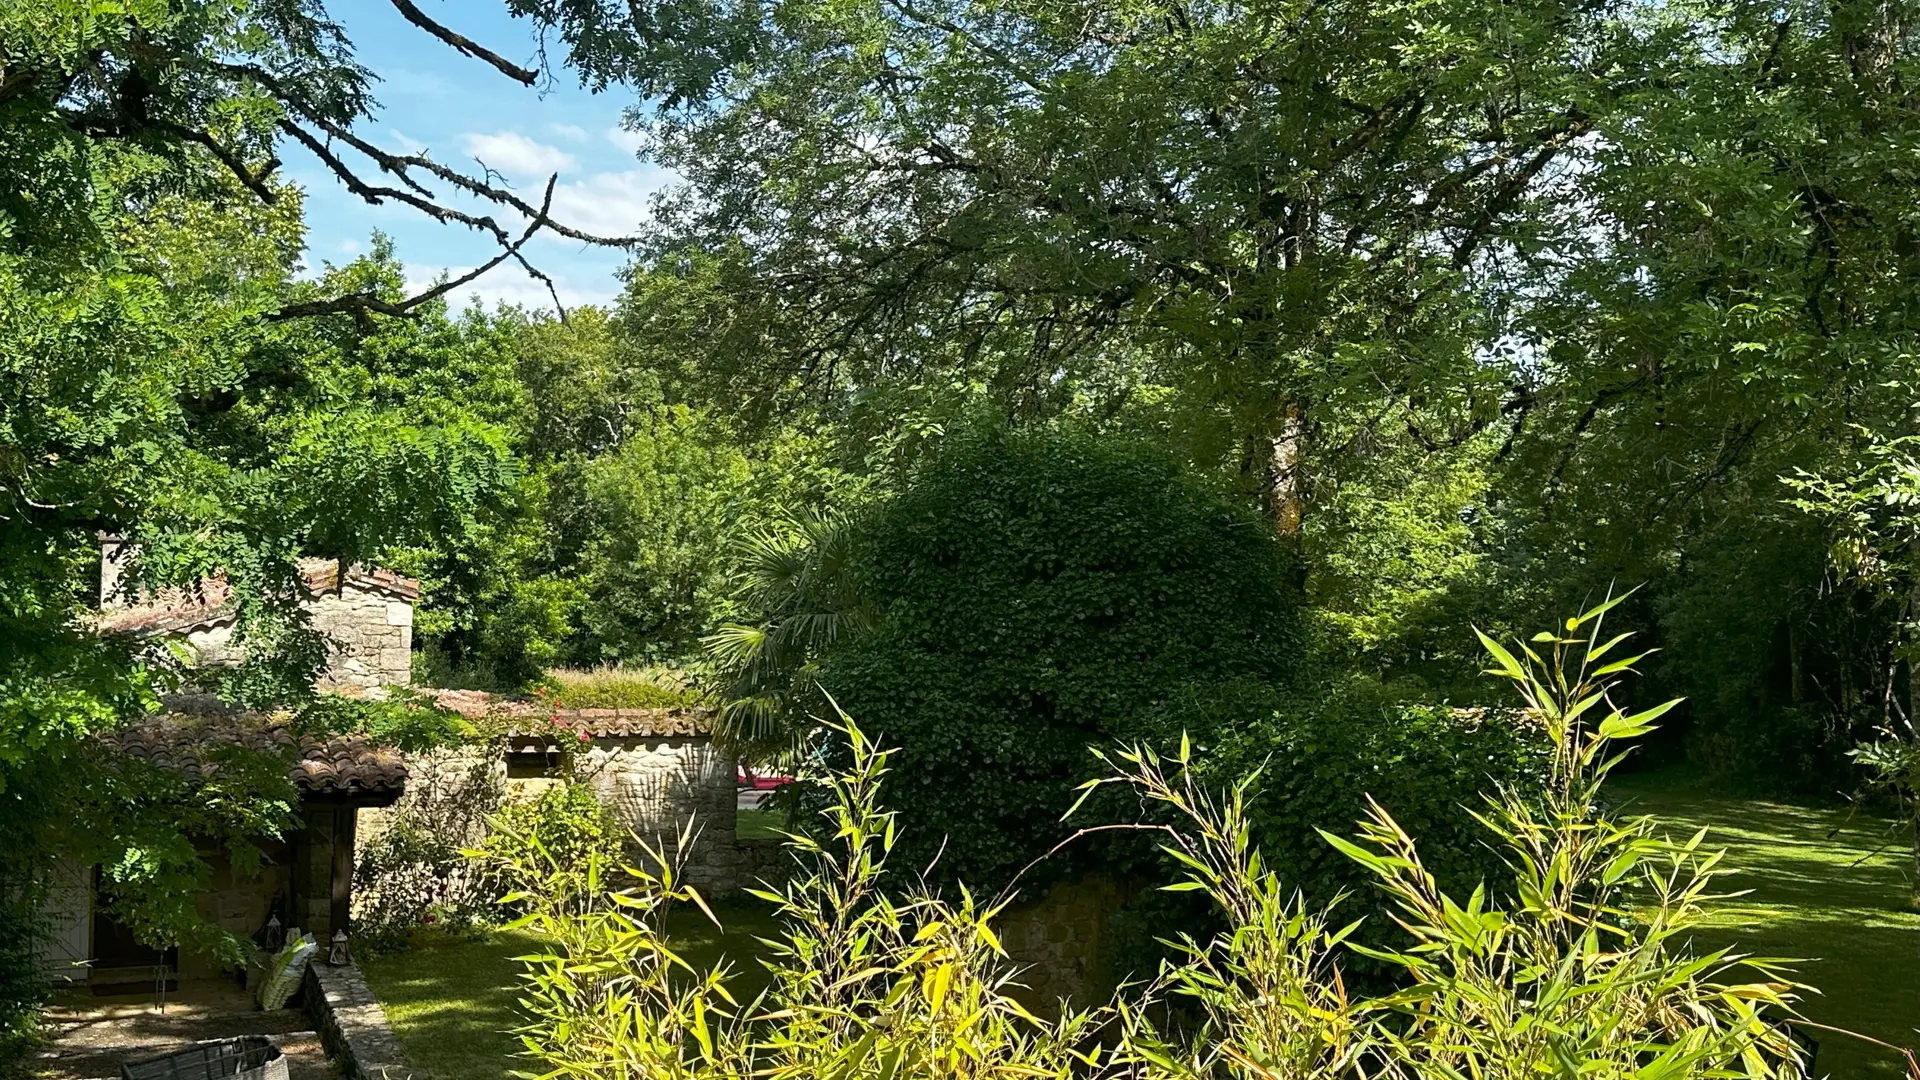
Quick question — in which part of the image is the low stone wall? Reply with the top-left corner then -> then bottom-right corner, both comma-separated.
575,736 -> 739,891
996,874 -> 1137,1009
303,962 -> 410,1080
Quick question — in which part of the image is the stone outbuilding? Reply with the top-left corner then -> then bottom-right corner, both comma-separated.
43,713 -> 408,992
98,539 -> 418,691
407,693 -> 765,894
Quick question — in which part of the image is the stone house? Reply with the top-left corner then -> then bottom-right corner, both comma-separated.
60,543 -> 751,992
43,714 -> 407,991
97,537 -> 418,691
386,694 -> 764,894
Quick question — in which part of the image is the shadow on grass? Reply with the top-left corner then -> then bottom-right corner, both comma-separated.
1609,772 -> 1918,1080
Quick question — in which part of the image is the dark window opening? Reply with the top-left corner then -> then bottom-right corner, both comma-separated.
506,750 -> 562,779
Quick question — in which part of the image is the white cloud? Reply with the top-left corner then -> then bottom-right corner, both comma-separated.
335,238 -> 363,255
385,129 -> 430,156
460,131 -> 579,179
606,124 -> 647,157
545,169 -> 665,239
406,262 -> 619,313
551,123 -> 589,141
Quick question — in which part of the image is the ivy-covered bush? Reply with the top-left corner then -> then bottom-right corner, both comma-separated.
1188,676 -> 1549,957
821,427 -> 1302,889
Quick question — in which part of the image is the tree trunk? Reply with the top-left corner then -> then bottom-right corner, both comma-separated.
1260,401 -> 1307,537
1789,620 -> 1805,706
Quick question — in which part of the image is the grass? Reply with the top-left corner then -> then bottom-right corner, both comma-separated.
1607,771 -> 1919,1080
737,807 -> 787,842
360,898 -> 781,1080
537,665 -> 706,709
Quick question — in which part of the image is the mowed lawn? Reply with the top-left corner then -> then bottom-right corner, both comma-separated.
1608,772 -> 1919,1080
360,899 -> 781,1080
367,782 -> 1916,1080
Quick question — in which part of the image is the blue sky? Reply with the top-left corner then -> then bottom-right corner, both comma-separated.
290,0 -> 666,310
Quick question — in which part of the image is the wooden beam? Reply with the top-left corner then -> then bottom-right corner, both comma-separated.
289,809 -> 310,937
329,805 -> 355,939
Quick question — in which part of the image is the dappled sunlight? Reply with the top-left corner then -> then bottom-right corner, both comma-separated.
1609,774 -> 1919,1080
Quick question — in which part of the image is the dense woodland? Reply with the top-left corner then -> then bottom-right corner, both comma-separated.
4,0 -> 1920,1072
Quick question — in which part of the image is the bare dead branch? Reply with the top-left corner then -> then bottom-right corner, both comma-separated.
274,119 -> 517,245
271,176 -> 561,320
386,0 -> 539,86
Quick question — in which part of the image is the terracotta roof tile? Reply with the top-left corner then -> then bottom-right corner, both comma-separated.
98,558 -> 419,636
424,689 -> 714,744
102,715 -> 409,796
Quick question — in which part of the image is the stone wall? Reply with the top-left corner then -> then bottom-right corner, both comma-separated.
181,618 -> 244,668
577,736 -> 741,891
176,841 -> 292,980
364,739 -> 755,894
139,584 -> 412,690
994,874 -> 1137,1010
310,588 -> 413,690
305,961 -> 412,1080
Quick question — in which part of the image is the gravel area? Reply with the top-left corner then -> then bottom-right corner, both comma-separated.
31,981 -> 332,1080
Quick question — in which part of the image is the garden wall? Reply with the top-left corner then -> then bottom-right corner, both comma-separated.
996,874 -> 1137,1009
361,737 -> 764,896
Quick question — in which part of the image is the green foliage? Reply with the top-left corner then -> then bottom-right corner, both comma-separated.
475,783 -> 626,897
0,892 -> 49,1061
353,751 -> 507,956
564,405 -> 758,663
515,0 -> 1920,803
822,427 -> 1302,890
295,689 -> 473,753
1335,598 -> 1803,1077
705,511 -> 874,761
0,2 -> 524,1026
1185,677 -> 1548,967
412,307 -> 868,684
486,719 -> 1109,1080
499,619 -> 1809,1080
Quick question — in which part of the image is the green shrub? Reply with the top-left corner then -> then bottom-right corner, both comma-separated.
821,427 -> 1302,890
1185,676 -> 1548,958
352,750 -> 505,955
0,893 -> 49,1065
475,782 -> 624,896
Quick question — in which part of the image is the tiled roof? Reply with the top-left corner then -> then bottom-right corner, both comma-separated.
297,561 -> 421,601
102,715 -> 409,797
98,558 -> 419,635
426,689 -> 714,745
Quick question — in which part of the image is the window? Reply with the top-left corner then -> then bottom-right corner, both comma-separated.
505,750 -> 561,779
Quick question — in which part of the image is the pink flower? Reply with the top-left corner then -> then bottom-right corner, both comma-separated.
577,731 -> 590,743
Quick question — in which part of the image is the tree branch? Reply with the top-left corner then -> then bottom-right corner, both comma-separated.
159,123 -> 282,204
385,0 -> 539,86
270,176 -> 561,320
